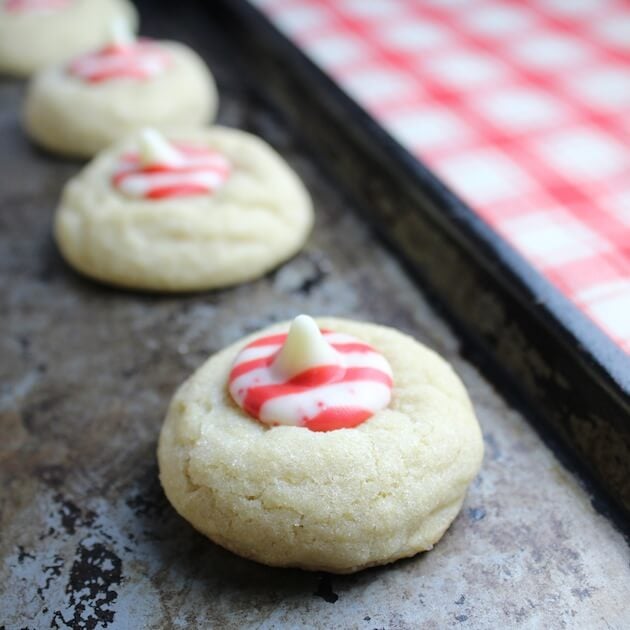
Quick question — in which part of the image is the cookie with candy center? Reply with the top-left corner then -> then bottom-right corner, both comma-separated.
0,0 -> 138,77
54,127 -> 314,291
23,22 -> 217,157
158,316 -> 484,573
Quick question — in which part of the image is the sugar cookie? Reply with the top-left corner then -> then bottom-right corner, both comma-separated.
158,316 -> 484,573
0,0 -> 137,77
24,24 -> 217,157
54,127 -> 314,291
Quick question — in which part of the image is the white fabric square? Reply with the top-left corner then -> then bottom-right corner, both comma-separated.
568,68 -> 630,112
503,212 -> 608,266
474,88 -> 567,132
533,128 -> 627,180
273,3 -> 330,34
436,149 -> 536,204
307,34 -> 368,67
424,0 -> 475,8
604,190 -> 630,228
595,14 -> 630,49
338,0 -> 403,20
539,0 -> 609,17
581,282 -> 630,338
343,68 -> 417,104
462,4 -> 536,37
378,20 -> 451,53
384,108 -> 471,151
510,34 -> 592,70
424,50 -> 508,88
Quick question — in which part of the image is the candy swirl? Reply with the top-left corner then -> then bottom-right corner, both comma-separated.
228,316 -> 394,432
68,40 -> 170,83
112,130 -> 231,200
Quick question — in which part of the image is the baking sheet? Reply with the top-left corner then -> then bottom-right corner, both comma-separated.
221,0 -> 630,517
0,4 -> 628,628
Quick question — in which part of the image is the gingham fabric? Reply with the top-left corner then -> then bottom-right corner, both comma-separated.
248,0 -> 630,354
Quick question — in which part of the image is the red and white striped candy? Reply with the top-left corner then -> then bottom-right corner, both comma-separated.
68,40 -> 171,83
4,0 -> 71,13
228,326 -> 394,432
112,143 -> 231,200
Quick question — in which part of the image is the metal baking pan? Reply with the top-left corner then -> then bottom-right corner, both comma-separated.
1,1 -> 628,628
215,0 -> 630,519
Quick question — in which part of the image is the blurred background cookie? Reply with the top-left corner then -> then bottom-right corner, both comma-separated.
0,0 -> 138,77
54,127 -> 314,291
23,22 -> 218,157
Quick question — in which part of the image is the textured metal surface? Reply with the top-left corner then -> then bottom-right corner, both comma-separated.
1,7 -> 629,630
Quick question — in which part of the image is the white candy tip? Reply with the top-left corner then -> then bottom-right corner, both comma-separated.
109,17 -> 134,47
291,314 -> 320,337
272,315 -> 340,378
137,128 -> 182,167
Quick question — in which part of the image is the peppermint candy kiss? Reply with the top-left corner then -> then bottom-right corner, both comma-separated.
68,20 -> 170,83
228,315 -> 394,432
112,129 -> 231,200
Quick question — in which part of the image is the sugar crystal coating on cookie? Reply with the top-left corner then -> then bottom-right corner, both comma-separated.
68,21 -> 171,83
112,128 -> 231,200
159,317 -> 483,572
228,315 -> 394,431
4,0 -> 71,13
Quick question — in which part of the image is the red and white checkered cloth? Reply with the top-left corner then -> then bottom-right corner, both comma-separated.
249,0 -> 630,354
